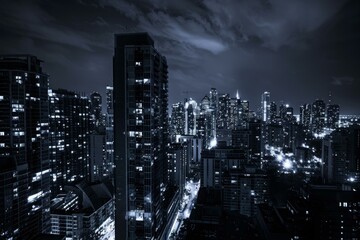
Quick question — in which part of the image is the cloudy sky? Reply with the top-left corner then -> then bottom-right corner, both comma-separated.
0,0 -> 359,114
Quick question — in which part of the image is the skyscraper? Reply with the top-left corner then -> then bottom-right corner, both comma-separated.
261,91 -> 270,123
312,99 -> 326,133
300,104 -> 312,128
327,104 -> 340,129
105,86 -> 114,179
90,91 -> 102,131
49,89 -> 90,195
209,88 -> 218,139
217,93 -> 230,129
184,98 -> 198,135
170,101 -> 185,139
0,55 -> 51,238
113,33 -> 171,239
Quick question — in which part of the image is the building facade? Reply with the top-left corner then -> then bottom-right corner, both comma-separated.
0,55 -> 51,238
113,33 -> 171,239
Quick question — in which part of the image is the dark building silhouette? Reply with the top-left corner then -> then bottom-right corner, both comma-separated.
170,101 -> 185,139
105,86 -> 114,179
312,99 -> 326,133
300,104 -> 312,129
327,104 -> 340,129
90,92 -> 102,131
0,55 -> 51,238
113,33 -> 174,239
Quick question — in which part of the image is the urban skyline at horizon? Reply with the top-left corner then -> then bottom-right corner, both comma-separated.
1,1 -> 360,240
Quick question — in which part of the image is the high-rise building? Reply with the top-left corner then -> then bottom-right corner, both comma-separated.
229,96 -> 240,130
113,33 -> 174,239
239,100 -> 250,129
184,98 -> 197,135
312,99 -> 326,133
261,91 -> 270,123
90,92 -> 102,131
89,132 -> 106,182
327,104 -> 340,129
0,55 -> 51,238
49,89 -> 90,195
209,88 -> 218,139
170,101 -> 185,138
279,104 -> 294,124
217,93 -> 230,129
269,101 -> 277,123
322,125 -> 360,184
300,104 -> 312,128
105,86 -> 114,179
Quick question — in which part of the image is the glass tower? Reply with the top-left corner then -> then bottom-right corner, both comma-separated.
0,55 -> 50,238
113,33 -> 169,240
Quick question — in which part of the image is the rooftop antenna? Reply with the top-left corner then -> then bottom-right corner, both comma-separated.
328,91 -> 332,105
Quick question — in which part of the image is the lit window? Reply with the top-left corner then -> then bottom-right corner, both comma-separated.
135,62 -> 141,66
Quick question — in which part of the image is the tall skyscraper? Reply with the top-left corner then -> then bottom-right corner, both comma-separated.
327,104 -> 340,129
228,95 -> 240,130
49,89 -> 90,195
300,104 -> 312,128
0,55 -> 51,238
90,91 -> 102,131
170,101 -> 185,138
105,86 -> 114,179
113,33 -> 171,239
269,101 -> 277,123
239,100 -> 250,129
184,98 -> 197,135
312,99 -> 326,133
209,88 -> 218,139
217,93 -> 230,129
261,91 -> 270,123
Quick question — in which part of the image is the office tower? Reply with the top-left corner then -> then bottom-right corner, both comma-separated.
114,33 -> 173,239
49,89 -> 90,195
300,104 -> 312,128
168,143 -> 189,199
279,104 -> 294,124
229,96 -> 240,130
269,101 -> 277,123
209,88 -> 218,139
89,132 -> 106,182
199,95 -> 213,148
0,55 -> 51,238
184,98 -> 197,135
249,119 -> 262,161
239,100 -> 250,128
170,101 -> 185,138
261,91 -> 270,123
322,125 -> 360,184
217,93 -> 230,129
90,92 -> 102,131
312,99 -> 326,133
327,104 -> 340,129
223,167 -> 268,217
105,86 -> 114,179
322,129 -> 349,184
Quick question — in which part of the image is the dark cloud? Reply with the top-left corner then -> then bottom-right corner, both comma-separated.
331,76 -> 354,86
0,0 -> 359,114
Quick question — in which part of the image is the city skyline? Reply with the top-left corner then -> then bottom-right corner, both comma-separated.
0,0 -> 360,114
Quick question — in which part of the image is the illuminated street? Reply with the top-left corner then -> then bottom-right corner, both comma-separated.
168,179 -> 200,239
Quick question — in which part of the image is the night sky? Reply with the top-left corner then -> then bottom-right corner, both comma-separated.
1,0 -> 359,114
